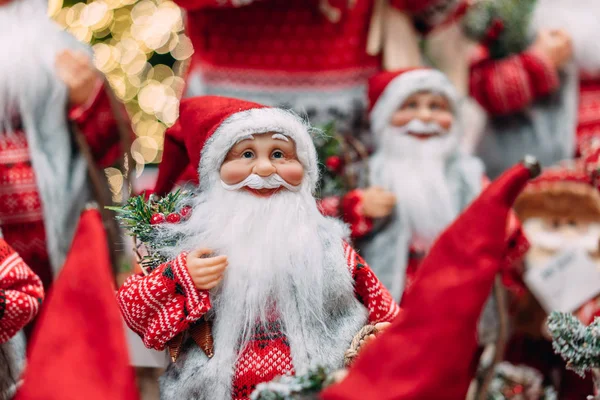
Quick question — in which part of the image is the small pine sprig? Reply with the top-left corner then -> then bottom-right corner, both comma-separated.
250,366 -> 336,400
547,311 -> 600,377
313,122 -> 350,198
462,0 -> 537,59
107,190 -> 193,271
107,189 -> 191,244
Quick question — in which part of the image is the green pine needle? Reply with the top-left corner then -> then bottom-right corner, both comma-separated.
548,311 -> 600,376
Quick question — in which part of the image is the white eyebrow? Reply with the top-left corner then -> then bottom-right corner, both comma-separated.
235,134 -> 255,144
272,133 -> 289,142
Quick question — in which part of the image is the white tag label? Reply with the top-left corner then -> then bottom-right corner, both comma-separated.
524,248 -> 600,313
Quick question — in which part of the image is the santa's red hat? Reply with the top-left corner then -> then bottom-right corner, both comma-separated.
322,157 -> 540,400
154,96 -> 318,196
514,150 -> 600,221
368,67 -> 459,135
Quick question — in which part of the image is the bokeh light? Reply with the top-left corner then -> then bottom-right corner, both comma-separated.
51,0 -> 192,198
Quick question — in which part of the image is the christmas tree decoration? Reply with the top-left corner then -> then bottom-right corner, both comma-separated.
461,0 -> 537,59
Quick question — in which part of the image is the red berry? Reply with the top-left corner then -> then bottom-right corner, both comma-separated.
180,206 -> 192,219
150,213 -> 165,225
167,213 -> 182,223
325,155 -> 343,173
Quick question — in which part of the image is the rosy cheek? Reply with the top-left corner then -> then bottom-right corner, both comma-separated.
390,110 -> 415,127
436,112 -> 453,131
277,161 -> 304,186
220,160 -> 252,185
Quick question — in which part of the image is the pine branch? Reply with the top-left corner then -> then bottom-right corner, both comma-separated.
547,311 -> 600,377
108,189 -> 193,271
250,366 -> 334,400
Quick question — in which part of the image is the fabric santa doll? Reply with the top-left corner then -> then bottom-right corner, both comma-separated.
340,67 -> 528,305
118,96 -> 400,400
507,157 -> 600,399
175,0 -> 442,141
469,0 -> 600,178
0,0 -> 132,292
0,236 -> 44,399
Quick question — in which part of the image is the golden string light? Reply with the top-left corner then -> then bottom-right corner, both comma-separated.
51,0 -> 192,191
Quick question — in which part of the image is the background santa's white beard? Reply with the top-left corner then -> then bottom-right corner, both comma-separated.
159,183 -> 350,369
373,127 -> 460,248
530,0 -> 600,75
0,0 -> 69,130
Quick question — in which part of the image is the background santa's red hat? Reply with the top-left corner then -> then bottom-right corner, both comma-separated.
154,96 -> 318,196
368,67 -> 460,136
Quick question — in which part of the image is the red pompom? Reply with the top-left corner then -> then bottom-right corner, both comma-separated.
166,213 -> 182,223
180,206 -> 192,219
325,156 -> 343,173
150,213 -> 166,225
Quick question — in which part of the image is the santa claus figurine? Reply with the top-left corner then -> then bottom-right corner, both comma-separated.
118,96 -> 400,400
0,236 -> 44,399
508,156 -> 600,398
470,0 -> 600,177
341,67 -> 528,304
0,0 -> 131,293
174,0 -> 446,139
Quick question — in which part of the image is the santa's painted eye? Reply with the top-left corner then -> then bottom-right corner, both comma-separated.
405,101 -> 418,109
242,151 -> 254,159
271,150 -> 284,159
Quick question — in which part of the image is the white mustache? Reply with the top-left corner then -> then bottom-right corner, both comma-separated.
524,219 -> 600,253
221,173 -> 300,192
395,119 -> 448,137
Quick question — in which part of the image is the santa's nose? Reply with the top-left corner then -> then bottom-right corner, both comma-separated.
253,158 -> 277,177
417,108 -> 433,122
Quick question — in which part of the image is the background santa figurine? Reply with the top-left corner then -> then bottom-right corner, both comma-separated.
508,156 -> 600,398
340,67 -> 528,306
119,96 -> 400,400
0,236 -> 44,399
174,0 -> 437,142
0,0 -> 132,296
465,0 -> 600,177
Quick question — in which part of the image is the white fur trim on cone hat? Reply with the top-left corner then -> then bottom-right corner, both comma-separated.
198,107 -> 320,193
370,69 -> 459,137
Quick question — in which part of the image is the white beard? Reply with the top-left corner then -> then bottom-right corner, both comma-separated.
158,183 -> 347,366
373,124 -> 460,248
523,218 -> 600,253
530,0 -> 600,75
0,0 -> 69,130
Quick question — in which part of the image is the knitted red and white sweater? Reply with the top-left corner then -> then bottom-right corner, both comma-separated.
0,238 -> 44,344
469,46 -> 600,157
0,84 -> 128,291
177,0 -> 465,135
118,243 -> 399,400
